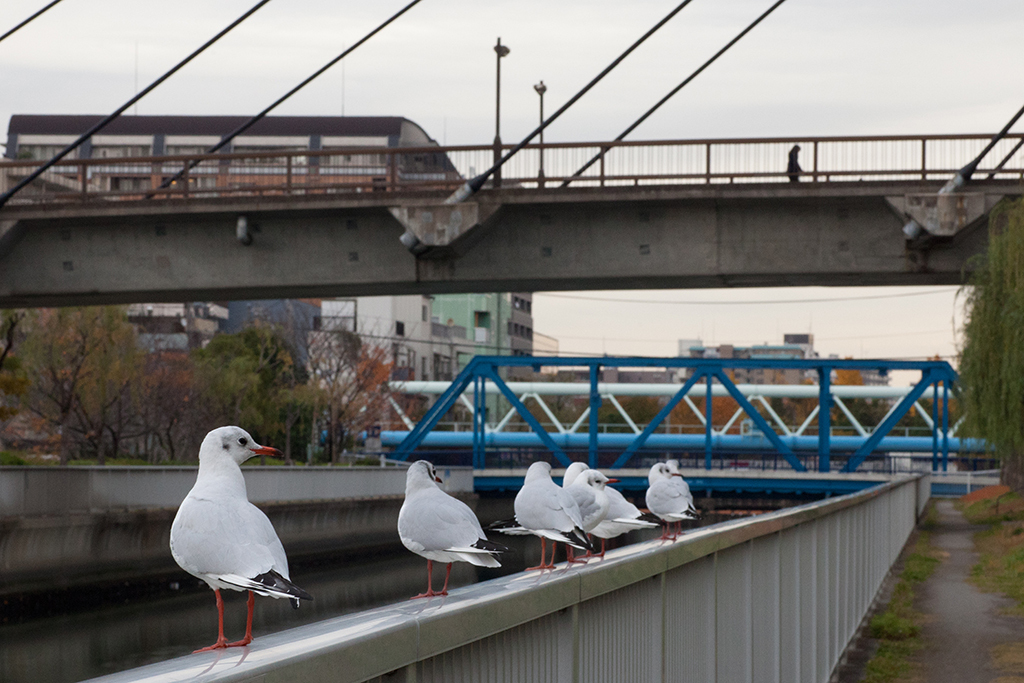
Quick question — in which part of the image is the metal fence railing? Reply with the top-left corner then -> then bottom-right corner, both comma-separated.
81,474 -> 927,683
3,133 -> 1022,206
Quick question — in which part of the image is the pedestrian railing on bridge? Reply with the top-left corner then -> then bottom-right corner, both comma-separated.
2,133 -> 1022,206
85,474 -> 928,683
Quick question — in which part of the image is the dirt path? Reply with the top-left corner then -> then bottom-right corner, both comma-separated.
917,499 -> 1024,682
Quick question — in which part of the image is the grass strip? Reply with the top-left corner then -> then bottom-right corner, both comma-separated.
860,504 -> 940,683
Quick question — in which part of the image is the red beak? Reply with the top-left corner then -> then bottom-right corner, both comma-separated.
434,476 -> 443,483
250,446 -> 282,457
606,478 -> 620,483
672,473 -> 683,477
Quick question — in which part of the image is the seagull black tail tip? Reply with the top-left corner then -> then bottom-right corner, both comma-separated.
486,518 -> 518,531
473,538 -> 511,553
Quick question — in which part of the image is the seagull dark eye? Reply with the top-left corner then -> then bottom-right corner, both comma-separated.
238,437 -> 248,446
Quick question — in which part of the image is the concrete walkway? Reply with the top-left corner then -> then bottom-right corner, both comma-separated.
918,499 -> 1024,682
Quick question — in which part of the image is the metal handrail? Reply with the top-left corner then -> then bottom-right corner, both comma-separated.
2,132 -> 1022,206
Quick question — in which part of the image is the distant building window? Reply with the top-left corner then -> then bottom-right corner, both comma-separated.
18,145 -> 77,161
422,305 -> 428,322
396,321 -> 405,337
93,145 -> 152,159
526,300 -> 532,314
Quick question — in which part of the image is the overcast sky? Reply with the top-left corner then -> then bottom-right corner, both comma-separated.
2,0 -> 1022,381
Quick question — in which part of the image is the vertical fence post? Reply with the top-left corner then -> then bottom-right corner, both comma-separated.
942,380 -> 949,473
812,141 -> 819,182
589,364 -> 600,468
182,160 -> 190,200
599,150 -> 606,187
931,382 -> 938,472
79,162 -> 88,200
921,139 -> 927,180
705,143 -> 711,184
705,372 -> 713,469
818,366 -> 831,472
286,154 -> 293,193
389,153 -> 398,191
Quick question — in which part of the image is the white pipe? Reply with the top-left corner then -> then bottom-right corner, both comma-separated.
795,405 -> 820,436
605,394 -> 641,435
682,395 -> 706,426
529,393 -> 567,435
756,395 -> 792,436
832,396 -> 868,437
914,401 -> 935,430
386,395 -> 416,430
569,407 -> 590,434
392,380 -> 913,400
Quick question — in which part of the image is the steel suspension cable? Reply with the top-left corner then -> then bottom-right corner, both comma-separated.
151,0 -> 424,197
562,0 -> 788,187
0,0 -> 66,45
445,0 -> 698,205
958,100 -> 1024,181
0,0 -> 274,210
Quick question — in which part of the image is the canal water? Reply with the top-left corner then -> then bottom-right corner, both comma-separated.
0,524 -> 669,683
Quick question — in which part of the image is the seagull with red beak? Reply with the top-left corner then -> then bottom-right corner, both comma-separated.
398,460 -> 508,598
170,426 -> 312,653
645,462 -> 700,540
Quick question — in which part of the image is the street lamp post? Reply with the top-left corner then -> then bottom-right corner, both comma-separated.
534,80 -> 547,188
493,37 -> 510,188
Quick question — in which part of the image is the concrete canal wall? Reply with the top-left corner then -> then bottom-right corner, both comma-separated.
0,466 -> 473,597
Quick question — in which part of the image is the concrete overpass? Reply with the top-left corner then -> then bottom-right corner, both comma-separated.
0,134 -> 1020,307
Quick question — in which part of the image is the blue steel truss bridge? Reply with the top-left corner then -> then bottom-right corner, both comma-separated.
386,356 -> 974,481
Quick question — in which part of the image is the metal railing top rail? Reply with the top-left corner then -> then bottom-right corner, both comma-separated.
4,131 -> 1024,169
4,132 -> 1022,207
82,473 -> 923,683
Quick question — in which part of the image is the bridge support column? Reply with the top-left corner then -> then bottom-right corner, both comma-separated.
589,364 -> 600,468
705,373 -> 713,470
818,367 -> 831,472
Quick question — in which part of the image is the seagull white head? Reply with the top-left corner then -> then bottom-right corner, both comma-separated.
200,426 -> 280,467
578,469 -> 618,490
648,462 -> 680,485
524,461 -> 553,484
666,459 -> 681,474
562,462 -> 589,487
406,460 -> 443,493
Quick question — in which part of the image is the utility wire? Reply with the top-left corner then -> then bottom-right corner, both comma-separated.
0,0 -> 274,210
444,0 -> 698,206
151,0 -> 424,197
537,287 -> 960,306
0,0 -> 65,45
563,0 -> 788,187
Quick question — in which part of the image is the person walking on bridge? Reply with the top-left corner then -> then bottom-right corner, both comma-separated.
787,144 -> 802,182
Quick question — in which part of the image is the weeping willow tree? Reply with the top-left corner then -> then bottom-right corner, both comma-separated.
959,197 -> 1024,491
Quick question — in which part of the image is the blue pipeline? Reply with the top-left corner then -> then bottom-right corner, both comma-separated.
381,431 -> 986,453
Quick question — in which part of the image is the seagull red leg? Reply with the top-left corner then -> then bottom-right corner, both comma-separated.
227,591 -> 255,648
527,538 -> 547,570
194,589 -> 229,653
440,563 -> 452,595
412,559 -> 438,599
598,538 -> 607,558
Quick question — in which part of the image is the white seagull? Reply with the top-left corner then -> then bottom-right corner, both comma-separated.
562,463 -> 616,562
665,459 -> 701,535
512,461 -> 591,570
587,472 -> 660,557
170,426 -> 312,652
398,460 -> 508,598
645,462 -> 700,540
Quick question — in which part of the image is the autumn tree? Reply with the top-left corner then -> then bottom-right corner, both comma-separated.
21,307 -> 136,464
0,311 -> 29,444
193,325 -> 303,463
307,325 -> 392,462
